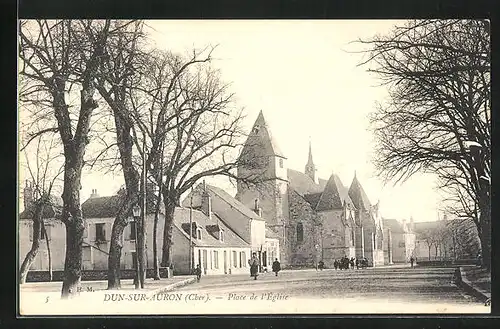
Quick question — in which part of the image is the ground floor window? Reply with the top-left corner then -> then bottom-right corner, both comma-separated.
203,249 -> 208,270
232,250 -> 237,267
213,251 -> 219,269
241,252 -> 246,267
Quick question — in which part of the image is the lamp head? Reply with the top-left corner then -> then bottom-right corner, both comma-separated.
132,204 -> 141,217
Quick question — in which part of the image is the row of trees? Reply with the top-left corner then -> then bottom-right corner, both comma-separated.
19,20 -> 259,297
419,217 -> 481,261
359,20 -> 491,268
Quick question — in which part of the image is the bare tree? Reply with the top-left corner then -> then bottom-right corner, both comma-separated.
19,133 -> 63,284
92,20 -> 147,289
356,20 -> 491,269
18,19 -> 123,297
126,47 -> 255,268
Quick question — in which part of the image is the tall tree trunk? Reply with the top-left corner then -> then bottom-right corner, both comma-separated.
161,195 -> 176,268
479,201 -> 491,269
152,208 -> 161,280
19,204 -> 44,284
42,221 -> 52,281
107,218 -> 128,289
60,216 -> 85,298
105,97 -> 140,289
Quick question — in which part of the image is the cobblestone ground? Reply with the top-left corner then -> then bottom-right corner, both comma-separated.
19,266 -> 490,315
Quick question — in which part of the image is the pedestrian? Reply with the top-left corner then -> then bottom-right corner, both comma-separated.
195,264 -> 202,282
410,256 -> 415,268
248,252 -> 260,280
272,258 -> 281,277
319,260 -> 325,271
350,257 -> 355,269
355,259 -> 359,269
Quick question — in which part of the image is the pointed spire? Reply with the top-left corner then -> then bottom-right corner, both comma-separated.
307,137 -> 314,164
305,137 -> 316,182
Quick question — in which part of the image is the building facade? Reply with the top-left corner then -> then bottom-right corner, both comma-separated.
382,218 -> 416,263
235,111 -> 387,268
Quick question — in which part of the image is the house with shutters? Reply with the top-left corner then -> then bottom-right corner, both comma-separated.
182,182 -> 281,272
79,186 -> 253,276
234,111 -> 388,268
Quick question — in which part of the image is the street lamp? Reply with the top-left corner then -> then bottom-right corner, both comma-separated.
132,204 -> 141,289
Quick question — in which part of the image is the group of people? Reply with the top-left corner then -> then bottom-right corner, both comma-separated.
333,256 -> 369,270
249,252 -> 281,280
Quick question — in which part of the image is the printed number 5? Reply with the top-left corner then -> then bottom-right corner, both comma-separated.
45,296 -> 49,303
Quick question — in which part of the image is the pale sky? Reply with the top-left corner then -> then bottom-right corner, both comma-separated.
19,20 -> 443,222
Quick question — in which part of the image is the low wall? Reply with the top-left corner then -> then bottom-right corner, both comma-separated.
417,259 -> 479,267
26,267 -> 172,282
416,260 -> 453,267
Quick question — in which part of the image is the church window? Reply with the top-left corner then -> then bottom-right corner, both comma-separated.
296,222 -> 304,242
279,158 -> 283,168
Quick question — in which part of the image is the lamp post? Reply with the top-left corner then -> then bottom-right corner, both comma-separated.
132,204 -> 141,289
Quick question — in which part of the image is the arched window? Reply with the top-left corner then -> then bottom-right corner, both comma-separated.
296,222 -> 304,242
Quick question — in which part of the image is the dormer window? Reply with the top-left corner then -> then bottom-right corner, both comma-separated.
197,228 -> 203,240
253,125 -> 260,134
219,229 -> 224,242
279,158 -> 283,168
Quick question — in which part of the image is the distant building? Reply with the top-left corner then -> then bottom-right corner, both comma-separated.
235,111 -> 387,268
382,217 -> 416,263
413,217 -> 481,261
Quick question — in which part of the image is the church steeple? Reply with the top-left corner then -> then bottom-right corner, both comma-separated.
305,138 -> 316,183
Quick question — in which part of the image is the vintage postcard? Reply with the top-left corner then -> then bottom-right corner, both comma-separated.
18,19 -> 491,315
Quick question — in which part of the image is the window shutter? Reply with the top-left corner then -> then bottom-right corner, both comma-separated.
28,223 -> 33,241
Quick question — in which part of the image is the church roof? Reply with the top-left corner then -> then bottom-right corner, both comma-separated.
302,192 -> 323,209
348,175 -> 372,212
241,111 -> 285,159
315,174 -> 354,211
287,169 -> 327,195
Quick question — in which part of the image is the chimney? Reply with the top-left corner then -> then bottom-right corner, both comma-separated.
23,180 -> 33,211
90,189 -> 99,199
253,198 -> 262,217
201,183 -> 212,220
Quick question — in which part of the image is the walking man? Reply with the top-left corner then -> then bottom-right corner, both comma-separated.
272,258 -> 281,277
410,256 -> 415,268
248,252 -> 260,280
195,264 -> 202,282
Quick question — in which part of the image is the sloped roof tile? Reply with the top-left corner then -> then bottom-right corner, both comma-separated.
348,175 -> 372,212
173,207 -> 249,248
287,169 -> 327,195
316,174 -> 355,211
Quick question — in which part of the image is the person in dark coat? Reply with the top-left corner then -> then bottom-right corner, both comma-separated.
272,258 -> 281,276
334,260 -> 338,270
350,257 -> 355,269
195,264 -> 202,282
355,258 -> 359,269
248,252 -> 260,280
318,260 -> 325,271
410,256 -> 415,268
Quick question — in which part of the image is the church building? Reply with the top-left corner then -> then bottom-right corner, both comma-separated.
235,111 -> 387,268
